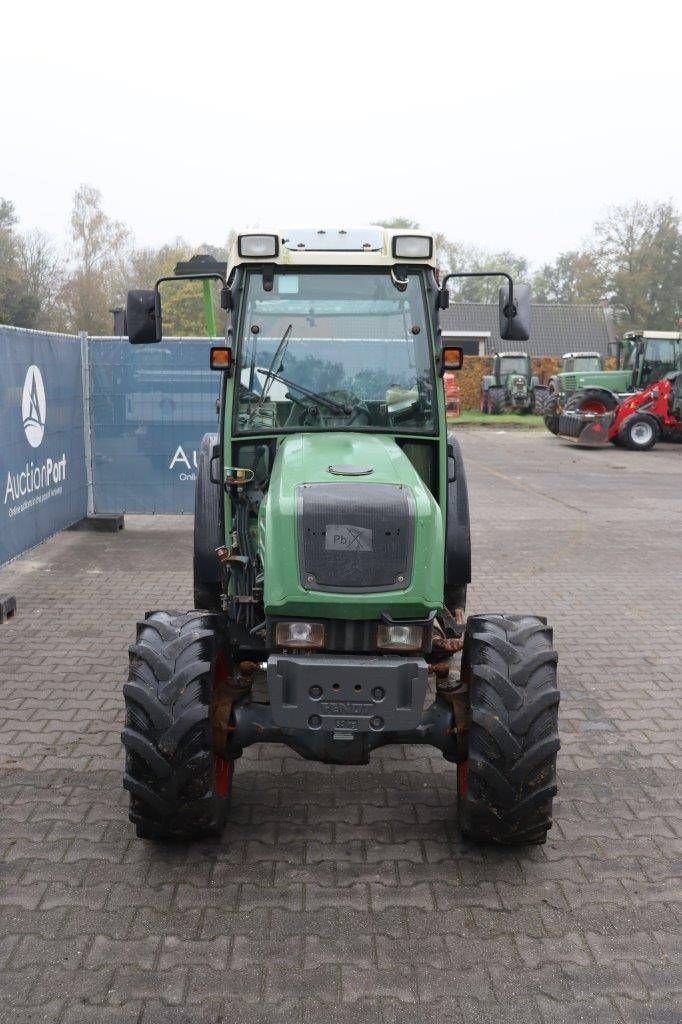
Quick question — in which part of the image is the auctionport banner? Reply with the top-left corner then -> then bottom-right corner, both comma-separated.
88,338 -> 218,514
0,327 -> 87,564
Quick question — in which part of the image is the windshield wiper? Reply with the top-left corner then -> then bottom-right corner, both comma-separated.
246,324 -> 292,424
255,368 -> 353,416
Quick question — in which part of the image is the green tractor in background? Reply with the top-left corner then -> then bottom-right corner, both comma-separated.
480,351 -> 542,414
547,352 -> 604,395
121,227 -> 560,848
544,331 -> 682,434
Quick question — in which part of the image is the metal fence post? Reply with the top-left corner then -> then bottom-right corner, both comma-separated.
80,331 -> 95,516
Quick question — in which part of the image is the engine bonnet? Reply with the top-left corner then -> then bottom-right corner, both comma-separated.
259,433 -> 444,619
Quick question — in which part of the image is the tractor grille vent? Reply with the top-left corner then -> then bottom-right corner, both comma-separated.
562,374 -> 578,392
297,482 -> 414,592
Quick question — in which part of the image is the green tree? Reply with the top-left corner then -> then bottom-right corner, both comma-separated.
532,249 -> 606,304
593,200 -> 682,330
61,185 -> 130,333
0,198 -> 39,327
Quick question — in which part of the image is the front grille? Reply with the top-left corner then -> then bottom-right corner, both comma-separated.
562,374 -> 578,392
297,482 -> 414,592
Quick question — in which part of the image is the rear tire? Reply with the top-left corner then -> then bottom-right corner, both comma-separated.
480,390 -> 489,414
458,614 -> 560,845
533,388 -> 551,415
122,611 -> 233,841
564,388 -> 618,416
487,388 -> 506,414
543,394 -> 560,435
618,414 -> 659,451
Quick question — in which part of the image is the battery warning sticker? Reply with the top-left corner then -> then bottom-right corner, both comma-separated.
324,524 -> 373,552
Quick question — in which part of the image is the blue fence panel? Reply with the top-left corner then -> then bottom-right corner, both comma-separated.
0,326 -> 87,565
89,338 -> 219,514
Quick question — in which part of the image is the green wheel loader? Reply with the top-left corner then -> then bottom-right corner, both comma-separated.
121,228 -> 560,846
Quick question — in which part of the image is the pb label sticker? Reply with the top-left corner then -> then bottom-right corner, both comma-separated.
325,524 -> 373,551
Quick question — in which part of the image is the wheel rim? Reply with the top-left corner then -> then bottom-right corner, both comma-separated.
631,421 -> 654,445
580,399 -> 608,414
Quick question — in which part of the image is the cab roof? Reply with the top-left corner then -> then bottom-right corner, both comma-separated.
227,227 -> 437,272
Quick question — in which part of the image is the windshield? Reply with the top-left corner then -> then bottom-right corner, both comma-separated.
624,338 -> 677,370
234,269 -> 435,434
572,356 -> 602,372
499,357 -> 529,376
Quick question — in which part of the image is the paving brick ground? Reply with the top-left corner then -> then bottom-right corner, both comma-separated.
0,428 -> 680,1024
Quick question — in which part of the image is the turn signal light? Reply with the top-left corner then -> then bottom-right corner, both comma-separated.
275,622 -> 326,649
442,346 -> 463,372
377,623 -> 424,652
210,347 -> 232,371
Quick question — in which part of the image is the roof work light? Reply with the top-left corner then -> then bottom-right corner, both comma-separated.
238,234 -> 279,258
392,235 -> 433,259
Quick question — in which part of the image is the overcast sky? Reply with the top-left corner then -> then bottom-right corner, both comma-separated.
3,0 -> 680,267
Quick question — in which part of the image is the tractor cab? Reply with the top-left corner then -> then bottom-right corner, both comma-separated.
495,351 -> 531,384
562,352 -> 603,374
619,331 -> 681,389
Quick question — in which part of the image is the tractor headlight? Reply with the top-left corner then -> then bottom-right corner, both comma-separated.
238,234 -> 279,258
376,623 -> 424,652
275,621 -> 325,649
392,235 -> 433,259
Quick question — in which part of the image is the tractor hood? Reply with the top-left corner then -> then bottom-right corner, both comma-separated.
259,433 -> 443,619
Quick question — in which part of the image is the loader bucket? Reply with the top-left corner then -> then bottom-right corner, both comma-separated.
558,411 -> 614,447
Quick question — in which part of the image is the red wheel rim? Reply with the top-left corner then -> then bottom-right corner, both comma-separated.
214,756 -> 233,798
580,399 -> 608,415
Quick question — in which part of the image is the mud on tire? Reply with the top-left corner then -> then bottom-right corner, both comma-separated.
458,614 -> 560,845
122,610 -> 233,840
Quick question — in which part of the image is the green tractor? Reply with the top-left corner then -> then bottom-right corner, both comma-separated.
547,352 -> 604,395
544,331 -> 682,434
480,351 -> 541,414
122,227 -> 560,846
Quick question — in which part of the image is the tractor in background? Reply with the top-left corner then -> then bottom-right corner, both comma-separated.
480,351 -> 542,414
557,369 -> 682,450
544,331 -> 682,434
547,352 -> 604,395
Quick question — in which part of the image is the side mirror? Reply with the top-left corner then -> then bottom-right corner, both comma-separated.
499,283 -> 530,342
127,289 -> 161,344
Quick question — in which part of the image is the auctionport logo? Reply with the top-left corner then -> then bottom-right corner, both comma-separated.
4,364 -> 67,514
22,365 -> 46,448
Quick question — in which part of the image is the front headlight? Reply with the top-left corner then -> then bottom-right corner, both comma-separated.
376,623 -> 424,652
275,621 -> 326,649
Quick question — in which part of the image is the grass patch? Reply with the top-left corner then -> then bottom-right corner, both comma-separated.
449,410 -> 545,428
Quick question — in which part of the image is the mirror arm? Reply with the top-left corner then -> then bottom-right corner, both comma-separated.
151,272 -> 227,342
439,271 -> 515,329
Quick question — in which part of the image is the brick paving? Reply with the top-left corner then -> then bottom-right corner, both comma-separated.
0,428 -> 680,1024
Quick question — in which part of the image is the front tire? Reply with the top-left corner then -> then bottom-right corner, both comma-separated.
618,414 -> 659,451
122,611 -> 233,840
487,387 -> 506,414
458,614 -> 560,845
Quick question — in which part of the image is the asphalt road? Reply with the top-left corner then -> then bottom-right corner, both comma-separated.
0,428 -> 679,1023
